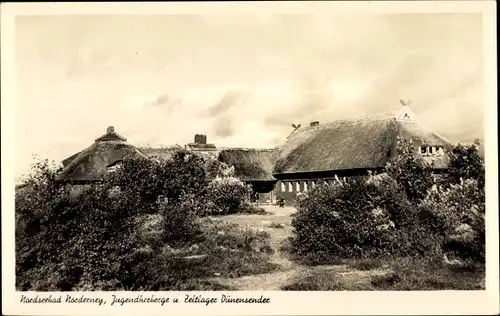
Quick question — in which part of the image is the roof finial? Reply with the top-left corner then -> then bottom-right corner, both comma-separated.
287,123 -> 302,139
107,126 -> 115,133
400,99 -> 411,107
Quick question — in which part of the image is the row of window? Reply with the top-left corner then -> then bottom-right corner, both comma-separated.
419,146 -> 445,156
278,179 -> 344,193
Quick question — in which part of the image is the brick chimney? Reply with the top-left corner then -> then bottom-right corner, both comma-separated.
310,121 -> 320,127
194,134 -> 207,145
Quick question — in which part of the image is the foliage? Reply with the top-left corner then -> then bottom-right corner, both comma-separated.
204,157 -> 235,181
203,177 -> 253,216
289,175 -> 443,262
108,149 -> 208,205
447,140 -> 485,188
385,137 -> 434,201
16,147 -> 269,291
420,179 -> 485,262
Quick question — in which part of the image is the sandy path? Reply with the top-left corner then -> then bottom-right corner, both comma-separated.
206,205 -> 389,290
206,206 -> 309,290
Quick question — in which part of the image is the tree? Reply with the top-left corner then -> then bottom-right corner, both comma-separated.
447,140 -> 485,188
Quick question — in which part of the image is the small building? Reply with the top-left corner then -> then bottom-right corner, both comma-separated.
272,105 -> 452,201
56,126 -> 147,183
217,148 -> 279,203
185,133 -> 219,159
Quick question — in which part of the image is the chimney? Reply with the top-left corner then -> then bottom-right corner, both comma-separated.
194,134 -> 207,145
310,121 -> 320,127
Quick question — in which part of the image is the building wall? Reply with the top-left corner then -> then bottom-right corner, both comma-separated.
273,177 -> 355,202
274,179 -> 324,201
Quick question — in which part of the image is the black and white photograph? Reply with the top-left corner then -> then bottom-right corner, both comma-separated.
1,1 -> 498,315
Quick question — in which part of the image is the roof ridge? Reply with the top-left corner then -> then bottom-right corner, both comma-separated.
291,110 -> 399,136
136,144 -> 182,148
221,147 -> 279,152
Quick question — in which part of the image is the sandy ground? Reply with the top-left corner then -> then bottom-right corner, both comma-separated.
206,205 -> 388,290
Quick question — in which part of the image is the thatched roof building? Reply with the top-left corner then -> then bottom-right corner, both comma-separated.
273,106 -> 451,179
136,145 -> 183,160
218,148 -> 279,182
56,126 -> 147,183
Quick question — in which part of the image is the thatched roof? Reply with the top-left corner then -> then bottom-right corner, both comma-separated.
136,145 -> 183,160
273,106 -> 451,174
56,127 -> 147,182
218,148 -> 279,181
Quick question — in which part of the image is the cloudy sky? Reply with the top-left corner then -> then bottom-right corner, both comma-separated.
15,13 -> 484,178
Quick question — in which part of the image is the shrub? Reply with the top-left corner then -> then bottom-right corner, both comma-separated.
447,140 -> 485,188
385,137 -> 434,201
108,149 -> 208,204
204,177 -> 253,215
16,148 -> 262,291
420,179 -> 485,262
289,174 -> 445,263
205,157 -> 235,181
16,176 -> 143,291
15,150 -> 208,291
288,138 -> 487,265
159,200 -> 201,246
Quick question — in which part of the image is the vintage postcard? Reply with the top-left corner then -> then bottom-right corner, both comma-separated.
1,1 -> 498,315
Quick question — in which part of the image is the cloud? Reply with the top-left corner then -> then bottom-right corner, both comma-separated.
213,116 -> 235,138
14,14 -> 485,178
204,90 -> 248,117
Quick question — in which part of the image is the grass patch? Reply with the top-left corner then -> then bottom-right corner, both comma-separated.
282,270 -> 375,291
280,237 -> 345,266
88,217 -> 280,291
269,222 -> 286,229
156,279 -> 234,291
176,219 -> 279,279
281,257 -> 485,291
370,258 -> 485,290
347,258 -> 386,271
241,204 -> 272,215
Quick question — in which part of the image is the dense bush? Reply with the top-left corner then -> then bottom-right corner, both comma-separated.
385,137 -> 434,201
108,149 -> 208,204
289,175 -> 443,262
447,140 -> 485,188
204,157 -> 235,181
203,176 -> 253,215
420,179 -> 485,262
289,138 -> 486,264
15,146 -> 268,290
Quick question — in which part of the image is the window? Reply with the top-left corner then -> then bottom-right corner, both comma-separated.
420,146 -> 445,157
281,182 -> 286,192
296,182 -> 300,192
304,181 -> 308,192
436,146 -> 445,156
311,181 -> 316,188
288,182 -> 293,192
420,146 -> 429,156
